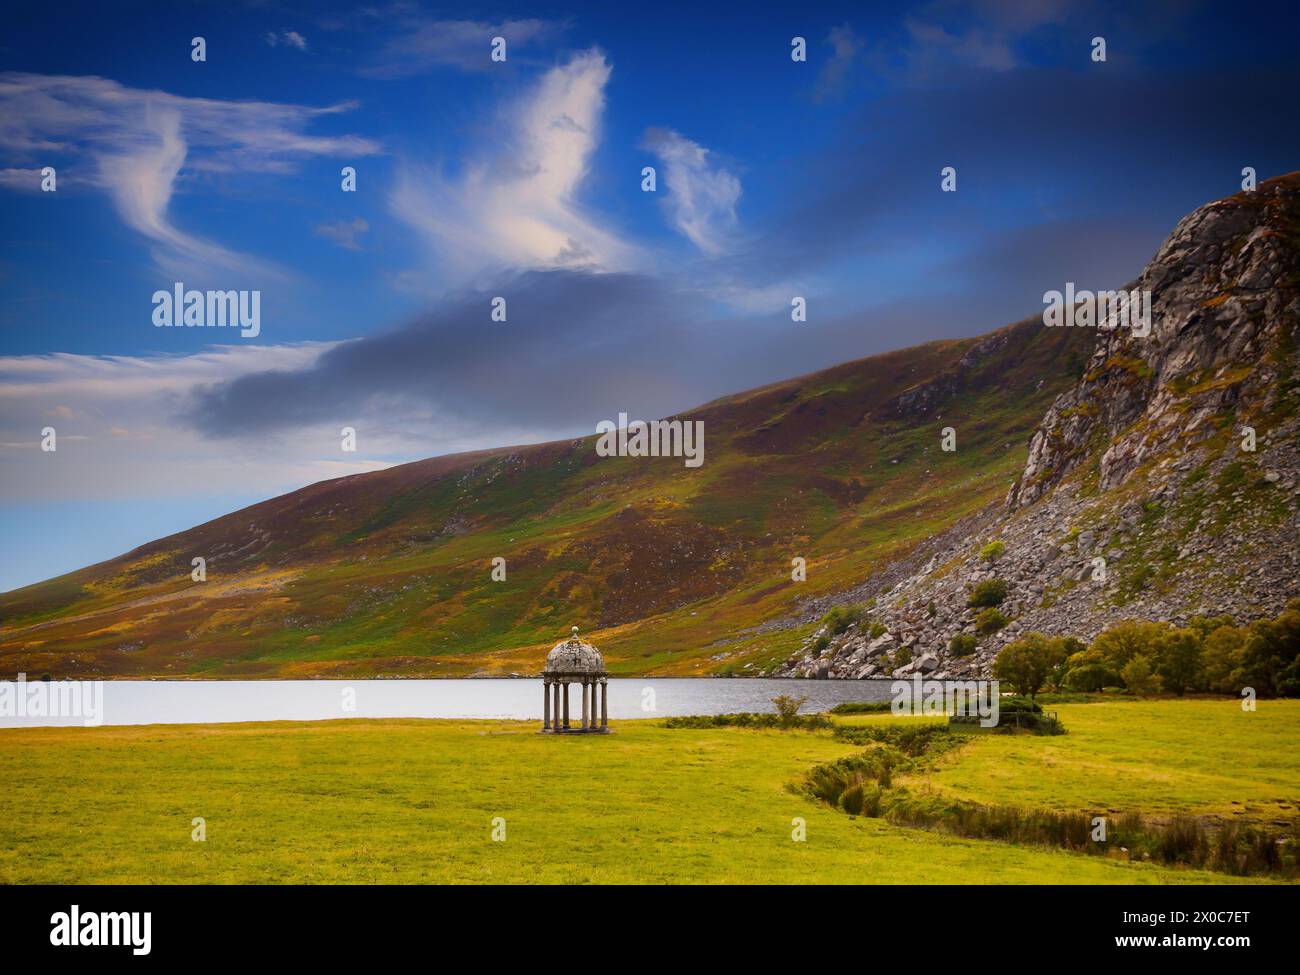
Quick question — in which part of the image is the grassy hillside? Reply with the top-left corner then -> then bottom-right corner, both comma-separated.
0,317 -> 1091,678
1,701 -> 1290,883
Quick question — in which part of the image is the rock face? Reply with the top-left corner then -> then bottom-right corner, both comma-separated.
779,173 -> 1300,681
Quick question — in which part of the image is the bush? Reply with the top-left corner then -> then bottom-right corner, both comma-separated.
829,701 -> 893,714
663,711 -> 832,731
821,605 -> 866,636
975,608 -> 1008,635
997,696 -> 1042,714
772,694 -> 809,729
868,621 -> 887,639
948,633 -> 978,657
979,540 -> 1006,562
841,780 -> 867,816
968,579 -> 1008,608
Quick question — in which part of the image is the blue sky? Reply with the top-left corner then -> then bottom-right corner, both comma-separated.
1,0 -> 1298,591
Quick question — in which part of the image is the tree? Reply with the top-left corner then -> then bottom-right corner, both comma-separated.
1153,627 -> 1203,696
1090,619 -> 1168,669
1200,625 -> 1248,693
993,633 -> 1068,698
1120,654 -> 1161,696
1235,600 -> 1300,697
771,695 -> 809,729
1064,662 -> 1118,692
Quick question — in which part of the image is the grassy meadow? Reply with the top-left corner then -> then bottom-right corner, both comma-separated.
1,699 -> 1294,884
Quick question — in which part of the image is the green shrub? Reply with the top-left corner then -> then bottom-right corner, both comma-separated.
948,633 -> 978,657
829,701 -> 893,714
968,579 -> 1008,608
820,604 -> 867,636
772,694 -> 809,729
975,608 -> 1008,635
979,540 -> 1006,562
840,780 -> 866,816
663,711 -> 832,731
997,696 -> 1042,714
869,621 -> 887,639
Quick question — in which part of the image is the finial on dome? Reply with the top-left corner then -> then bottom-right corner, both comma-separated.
572,625 -> 580,638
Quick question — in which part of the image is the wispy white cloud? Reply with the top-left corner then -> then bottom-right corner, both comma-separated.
902,18 -> 1017,72
875,0 -> 1079,83
361,16 -> 559,77
643,128 -> 741,256
815,25 -> 865,101
0,73 -> 380,278
390,49 -> 637,284
314,217 -> 369,251
0,166 -> 49,192
265,30 -> 309,51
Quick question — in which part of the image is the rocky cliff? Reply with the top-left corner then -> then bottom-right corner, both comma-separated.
779,173 -> 1300,680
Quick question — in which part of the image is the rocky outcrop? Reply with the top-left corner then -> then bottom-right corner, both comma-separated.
779,173 -> 1300,681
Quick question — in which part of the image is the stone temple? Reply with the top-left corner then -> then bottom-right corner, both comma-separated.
542,626 -> 609,734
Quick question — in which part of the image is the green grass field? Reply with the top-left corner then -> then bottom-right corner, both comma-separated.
914,700 -> 1300,820
0,699 -> 1293,884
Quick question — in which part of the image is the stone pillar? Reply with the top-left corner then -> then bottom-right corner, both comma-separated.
562,682 -> 570,729
601,679 -> 608,729
553,682 -> 561,731
581,680 -> 590,730
543,679 -> 551,730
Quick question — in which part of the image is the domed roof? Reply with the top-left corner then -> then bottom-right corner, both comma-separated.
544,626 -> 606,675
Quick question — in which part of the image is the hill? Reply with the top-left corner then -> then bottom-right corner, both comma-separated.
0,317 -> 1089,677
5,174 -> 1296,681
780,172 -> 1300,680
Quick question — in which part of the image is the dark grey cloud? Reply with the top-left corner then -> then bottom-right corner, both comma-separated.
727,62 -> 1300,282
188,270 -> 709,437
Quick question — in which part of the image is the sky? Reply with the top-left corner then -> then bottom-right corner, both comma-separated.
1,0 -> 1298,592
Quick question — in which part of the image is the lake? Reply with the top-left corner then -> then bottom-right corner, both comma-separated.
0,677 -> 898,728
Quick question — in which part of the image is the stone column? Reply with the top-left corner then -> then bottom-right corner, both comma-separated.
562,682 -> 570,729
553,682 -> 561,731
601,679 -> 608,729
543,679 -> 551,731
581,680 -> 590,730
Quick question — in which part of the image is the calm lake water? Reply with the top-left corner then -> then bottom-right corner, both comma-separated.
0,678 -> 897,728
